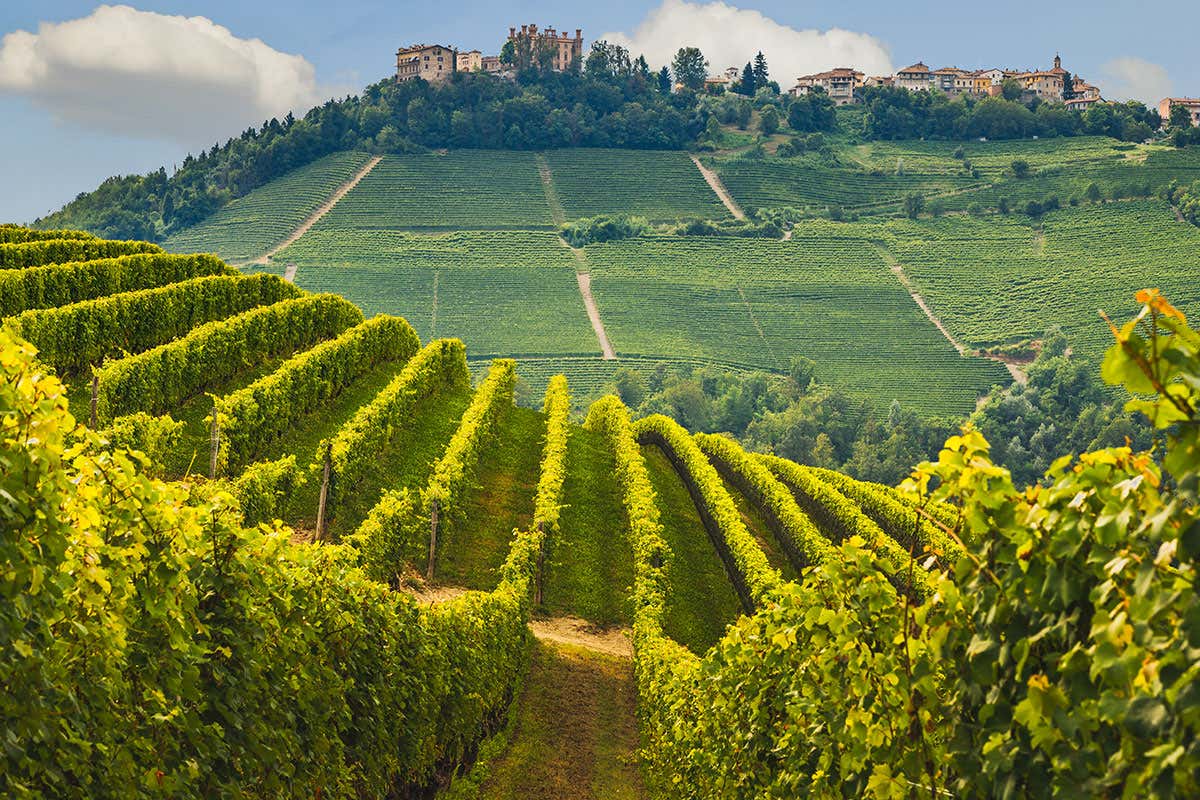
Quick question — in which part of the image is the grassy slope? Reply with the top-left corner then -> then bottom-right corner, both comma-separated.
723,477 -> 799,582
641,444 -> 742,655
456,639 -> 646,800
435,405 -> 546,589
541,424 -> 635,626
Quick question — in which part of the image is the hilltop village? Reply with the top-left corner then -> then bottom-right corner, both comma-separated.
397,25 -> 1200,128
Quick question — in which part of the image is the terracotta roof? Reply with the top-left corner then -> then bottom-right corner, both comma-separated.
898,62 -> 930,74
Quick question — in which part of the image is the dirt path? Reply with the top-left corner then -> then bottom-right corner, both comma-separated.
1174,205 -> 1187,224
536,153 -> 567,226
282,263 -> 298,283
736,286 -> 777,363
880,249 -> 1027,385
250,155 -> 381,265
530,616 -> 632,659
690,155 -> 746,220
782,227 -> 794,241
430,270 -> 439,338
576,270 -> 616,360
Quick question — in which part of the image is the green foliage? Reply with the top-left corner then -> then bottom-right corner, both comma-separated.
0,237 -> 161,269
695,432 -> 837,571
93,411 -> 184,477
560,214 -> 648,247
0,225 -> 94,244
0,252 -> 233,318
214,314 -> 420,473
94,293 -> 361,422
672,48 -> 708,91
327,338 -> 470,524
229,456 -> 308,527
8,273 -> 301,376
533,375 -> 571,534
633,414 -> 781,607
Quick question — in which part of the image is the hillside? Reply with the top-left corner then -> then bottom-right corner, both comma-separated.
2,228 -> 1197,797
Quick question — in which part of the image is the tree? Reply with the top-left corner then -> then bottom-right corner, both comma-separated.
672,47 -> 708,92
903,193 -> 925,218
738,62 -> 756,96
1170,103 -> 1193,130
759,104 -> 780,135
1011,158 -> 1031,178
633,55 -> 651,81
658,65 -> 673,94
1000,78 -> 1023,101
753,51 -> 769,86
1085,182 -> 1103,202
499,39 -> 516,67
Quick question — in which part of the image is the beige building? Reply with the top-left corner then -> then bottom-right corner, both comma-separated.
507,24 -> 583,72
396,44 -> 455,83
1160,98 -> 1200,126
457,50 -> 482,72
481,55 -> 503,73
895,62 -> 933,91
792,68 -> 864,105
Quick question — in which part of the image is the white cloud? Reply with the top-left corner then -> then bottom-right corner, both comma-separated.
0,5 -> 338,147
600,0 -> 893,86
1098,57 -> 1174,104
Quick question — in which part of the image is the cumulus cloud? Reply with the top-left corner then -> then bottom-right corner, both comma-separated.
600,0 -> 893,87
0,5 -> 337,147
1098,57 -> 1174,104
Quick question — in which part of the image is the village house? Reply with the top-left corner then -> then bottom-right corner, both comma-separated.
508,24 -> 584,72
791,68 -> 863,105
396,44 -> 455,83
705,66 -> 741,91
895,62 -> 934,92
932,67 -> 972,95
1016,55 -> 1067,99
1159,98 -> 1200,127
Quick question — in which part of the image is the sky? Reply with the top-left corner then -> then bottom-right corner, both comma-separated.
1,0 -> 1197,223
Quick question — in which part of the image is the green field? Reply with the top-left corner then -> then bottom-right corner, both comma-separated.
315,151 -> 555,230
876,199 -> 1200,359
275,230 -> 599,356
165,152 -> 373,262
583,233 -> 1009,416
544,149 -> 729,221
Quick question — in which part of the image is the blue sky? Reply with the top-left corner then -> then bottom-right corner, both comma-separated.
1,0 -> 1197,223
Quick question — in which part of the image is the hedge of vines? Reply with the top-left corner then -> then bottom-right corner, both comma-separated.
806,464 -> 962,567
760,453 -> 932,597
0,324 -> 542,798
0,237 -> 161,269
92,412 -> 184,478
0,252 -> 233,318
693,432 -> 837,572
95,293 -> 361,422
213,315 -> 420,474
422,359 -> 517,575
0,224 -> 93,244
632,413 -> 781,609
9,274 -> 302,376
327,338 -> 471,528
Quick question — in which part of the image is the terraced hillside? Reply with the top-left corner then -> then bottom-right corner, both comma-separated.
4,227 -> 1198,797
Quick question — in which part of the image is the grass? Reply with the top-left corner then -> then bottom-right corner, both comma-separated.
463,639 -> 646,800
326,386 -> 473,537
541,424 -> 635,626
641,444 -> 742,655
435,405 -> 547,589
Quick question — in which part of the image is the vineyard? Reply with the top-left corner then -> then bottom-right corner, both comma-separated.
2,226 -> 1198,798
163,152 -> 375,263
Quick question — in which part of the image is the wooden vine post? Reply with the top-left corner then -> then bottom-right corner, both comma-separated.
89,373 -> 98,429
208,406 -> 220,479
426,499 -> 439,582
315,444 -> 332,541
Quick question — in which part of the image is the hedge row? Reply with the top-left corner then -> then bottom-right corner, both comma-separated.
760,454 -> 933,597
95,293 -> 361,422
694,432 -> 837,572
529,376 -> 570,602
231,456 -> 308,527
10,273 -> 302,376
422,359 -> 517,576
93,412 -> 184,478
805,464 -> 963,568
214,315 -> 420,474
0,252 -> 233,319
633,414 -> 781,610
0,225 -> 94,244
327,338 -> 471,526
0,237 -> 161,269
